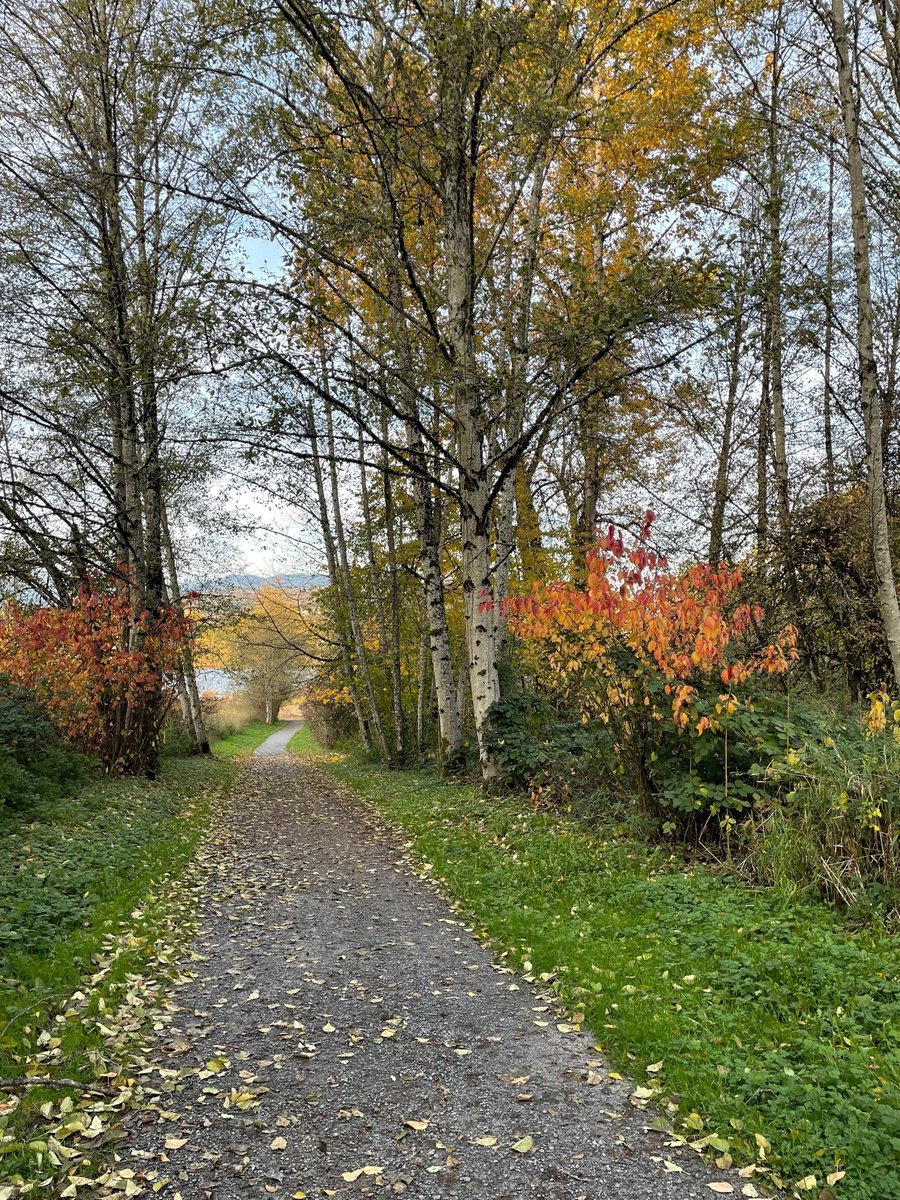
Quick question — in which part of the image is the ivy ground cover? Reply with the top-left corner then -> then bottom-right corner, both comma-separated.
0,755 -> 233,1189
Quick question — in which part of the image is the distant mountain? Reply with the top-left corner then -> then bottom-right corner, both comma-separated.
208,572 -> 329,591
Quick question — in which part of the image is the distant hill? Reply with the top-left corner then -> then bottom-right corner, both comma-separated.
208,572 -> 329,591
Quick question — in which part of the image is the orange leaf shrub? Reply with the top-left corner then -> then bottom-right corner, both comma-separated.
499,515 -> 798,819
507,513 -> 796,732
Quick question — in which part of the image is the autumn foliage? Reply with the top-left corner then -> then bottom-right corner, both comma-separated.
504,515 -> 797,814
509,514 -> 795,720
0,583 -> 188,773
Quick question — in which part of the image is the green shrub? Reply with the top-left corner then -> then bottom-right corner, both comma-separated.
160,708 -> 197,757
0,676 -> 89,817
303,696 -> 357,750
747,704 -> 900,910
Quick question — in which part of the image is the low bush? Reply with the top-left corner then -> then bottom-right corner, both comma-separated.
498,521 -> 900,908
745,694 -> 900,911
0,584 -> 188,772
0,676 -> 89,817
506,516 -> 796,825
303,694 -> 357,750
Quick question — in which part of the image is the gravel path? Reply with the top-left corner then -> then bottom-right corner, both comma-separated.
122,756 -> 748,1199
254,721 -> 305,757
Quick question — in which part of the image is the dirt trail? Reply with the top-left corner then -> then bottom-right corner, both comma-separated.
123,757 -> 744,1199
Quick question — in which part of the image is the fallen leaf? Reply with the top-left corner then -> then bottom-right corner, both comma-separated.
707,1186 -> 734,1195
270,1136 -> 287,1151
164,1138 -> 188,1150
403,1119 -> 429,1131
473,1136 -> 497,1147
342,1166 -> 384,1181
512,1136 -> 534,1153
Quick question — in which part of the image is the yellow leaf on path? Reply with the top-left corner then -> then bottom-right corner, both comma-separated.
473,1136 -> 497,1147
342,1167 -> 384,1181
270,1137 -> 287,1151
512,1136 -> 534,1153
426,1165 -> 443,1173
586,1071 -> 602,1085
707,1185 -> 734,1195
741,1185 -> 759,1198
322,1023 -> 336,1033
663,1160 -> 682,1173
164,1138 -> 188,1150
380,1028 -> 397,1039
403,1119 -> 429,1130
293,1193 -> 307,1199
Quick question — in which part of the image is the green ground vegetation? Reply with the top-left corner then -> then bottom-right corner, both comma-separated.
292,728 -> 899,1200
0,755 -> 233,1180
210,718 -> 284,758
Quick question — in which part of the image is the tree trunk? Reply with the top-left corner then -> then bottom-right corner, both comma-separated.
766,8 -> 792,549
307,398 -> 374,755
831,0 -> 900,687
161,504 -> 210,754
824,134 -> 836,492
324,395 -> 390,761
709,290 -> 745,563
757,304 -> 772,550
440,50 -> 500,779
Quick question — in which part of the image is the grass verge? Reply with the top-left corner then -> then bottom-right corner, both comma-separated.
295,734 -> 898,1200
286,723 -> 317,755
210,718 -> 283,757
0,754 -> 234,1190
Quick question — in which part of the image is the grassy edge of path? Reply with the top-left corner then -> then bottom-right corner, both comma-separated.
0,754 -> 235,1192
211,718 -> 285,758
290,729 -> 896,1200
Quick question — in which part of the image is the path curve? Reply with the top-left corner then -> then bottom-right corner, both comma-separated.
254,719 -> 304,756
122,757 -> 747,1198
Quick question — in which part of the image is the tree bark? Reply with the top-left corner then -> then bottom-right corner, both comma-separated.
830,0 -> 900,687
709,290 -> 745,563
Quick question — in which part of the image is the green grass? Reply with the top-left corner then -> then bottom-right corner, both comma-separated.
0,754 -> 234,1181
294,733 -> 900,1199
211,718 -> 283,757
286,723 -> 317,755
